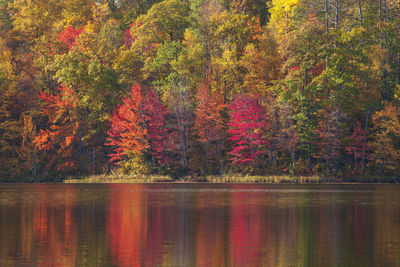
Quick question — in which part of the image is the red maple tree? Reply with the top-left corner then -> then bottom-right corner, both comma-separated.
142,88 -> 170,164
227,95 -> 270,165
106,84 -> 170,166
57,26 -> 83,51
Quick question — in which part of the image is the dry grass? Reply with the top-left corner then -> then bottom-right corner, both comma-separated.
63,174 -> 173,183
63,174 -> 324,183
200,174 -> 322,183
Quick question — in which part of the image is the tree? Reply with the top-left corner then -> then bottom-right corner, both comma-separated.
268,0 -> 300,38
50,14 -> 126,173
57,26 -> 83,51
133,0 -> 190,42
18,114 -> 37,177
10,0 -> 62,42
239,32 -> 280,98
34,84 -> 81,171
346,121 -> 368,173
276,101 -> 299,173
194,78 -> 226,174
141,88 -> 170,166
314,107 -> 340,176
370,104 -> 400,174
227,94 -> 269,167
105,84 -> 147,163
106,84 -> 171,173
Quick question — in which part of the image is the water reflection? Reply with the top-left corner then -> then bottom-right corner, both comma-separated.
0,184 -> 399,266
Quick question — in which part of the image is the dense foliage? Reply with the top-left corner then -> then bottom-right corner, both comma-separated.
0,0 -> 399,180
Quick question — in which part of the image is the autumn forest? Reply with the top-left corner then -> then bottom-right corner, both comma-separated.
0,0 -> 399,181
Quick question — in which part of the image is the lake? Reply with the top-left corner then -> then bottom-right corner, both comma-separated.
0,183 -> 399,266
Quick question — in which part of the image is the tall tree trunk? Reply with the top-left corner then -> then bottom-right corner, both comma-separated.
33,123 -> 37,177
361,110 -> 369,171
223,80 -> 227,104
354,152 -> 357,172
307,144 -> 312,172
172,81 -> 189,170
383,0 -> 387,42
92,147 -> 96,173
204,141 -> 209,175
326,117 -> 331,176
325,0 -> 330,68
218,143 -> 224,175
175,108 -> 188,169
357,0 -> 364,45
286,11 -> 289,34
290,147 -> 296,172
333,0 -> 341,174
79,138 -> 84,171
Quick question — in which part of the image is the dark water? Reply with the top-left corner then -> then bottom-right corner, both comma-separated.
0,184 -> 399,266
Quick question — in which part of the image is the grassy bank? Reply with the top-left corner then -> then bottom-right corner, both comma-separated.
61,174 -> 399,183
63,174 -> 322,183
63,174 -> 174,183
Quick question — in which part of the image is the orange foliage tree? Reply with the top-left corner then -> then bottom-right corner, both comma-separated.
105,84 -> 148,163
194,79 -> 226,174
34,84 -> 81,171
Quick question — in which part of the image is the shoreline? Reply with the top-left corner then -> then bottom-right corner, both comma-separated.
2,174 -> 395,184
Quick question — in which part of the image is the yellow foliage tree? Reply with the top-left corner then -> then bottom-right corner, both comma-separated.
371,104 -> 400,173
268,0 -> 300,38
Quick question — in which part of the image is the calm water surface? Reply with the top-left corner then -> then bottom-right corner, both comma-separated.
0,183 -> 399,266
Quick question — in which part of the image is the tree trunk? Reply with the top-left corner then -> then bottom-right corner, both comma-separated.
204,141 -> 209,175
33,123 -> 37,177
286,11 -> 289,34
79,138 -> 84,171
326,115 -> 331,176
92,147 -> 96,173
223,80 -> 227,104
354,152 -> 357,172
290,147 -> 295,172
361,110 -> 369,171
174,104 -> 188,169
325,0 -> 330,68
357,0 -> 364,45
307,144 -> 312,172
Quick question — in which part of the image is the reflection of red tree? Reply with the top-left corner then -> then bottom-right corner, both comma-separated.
107,185 -> 147,267
34,188 -> 49,246
229,187 -> 263,266
107,186 -> 170,266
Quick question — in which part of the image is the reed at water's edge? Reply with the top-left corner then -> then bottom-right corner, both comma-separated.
60,174 -> 400,184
